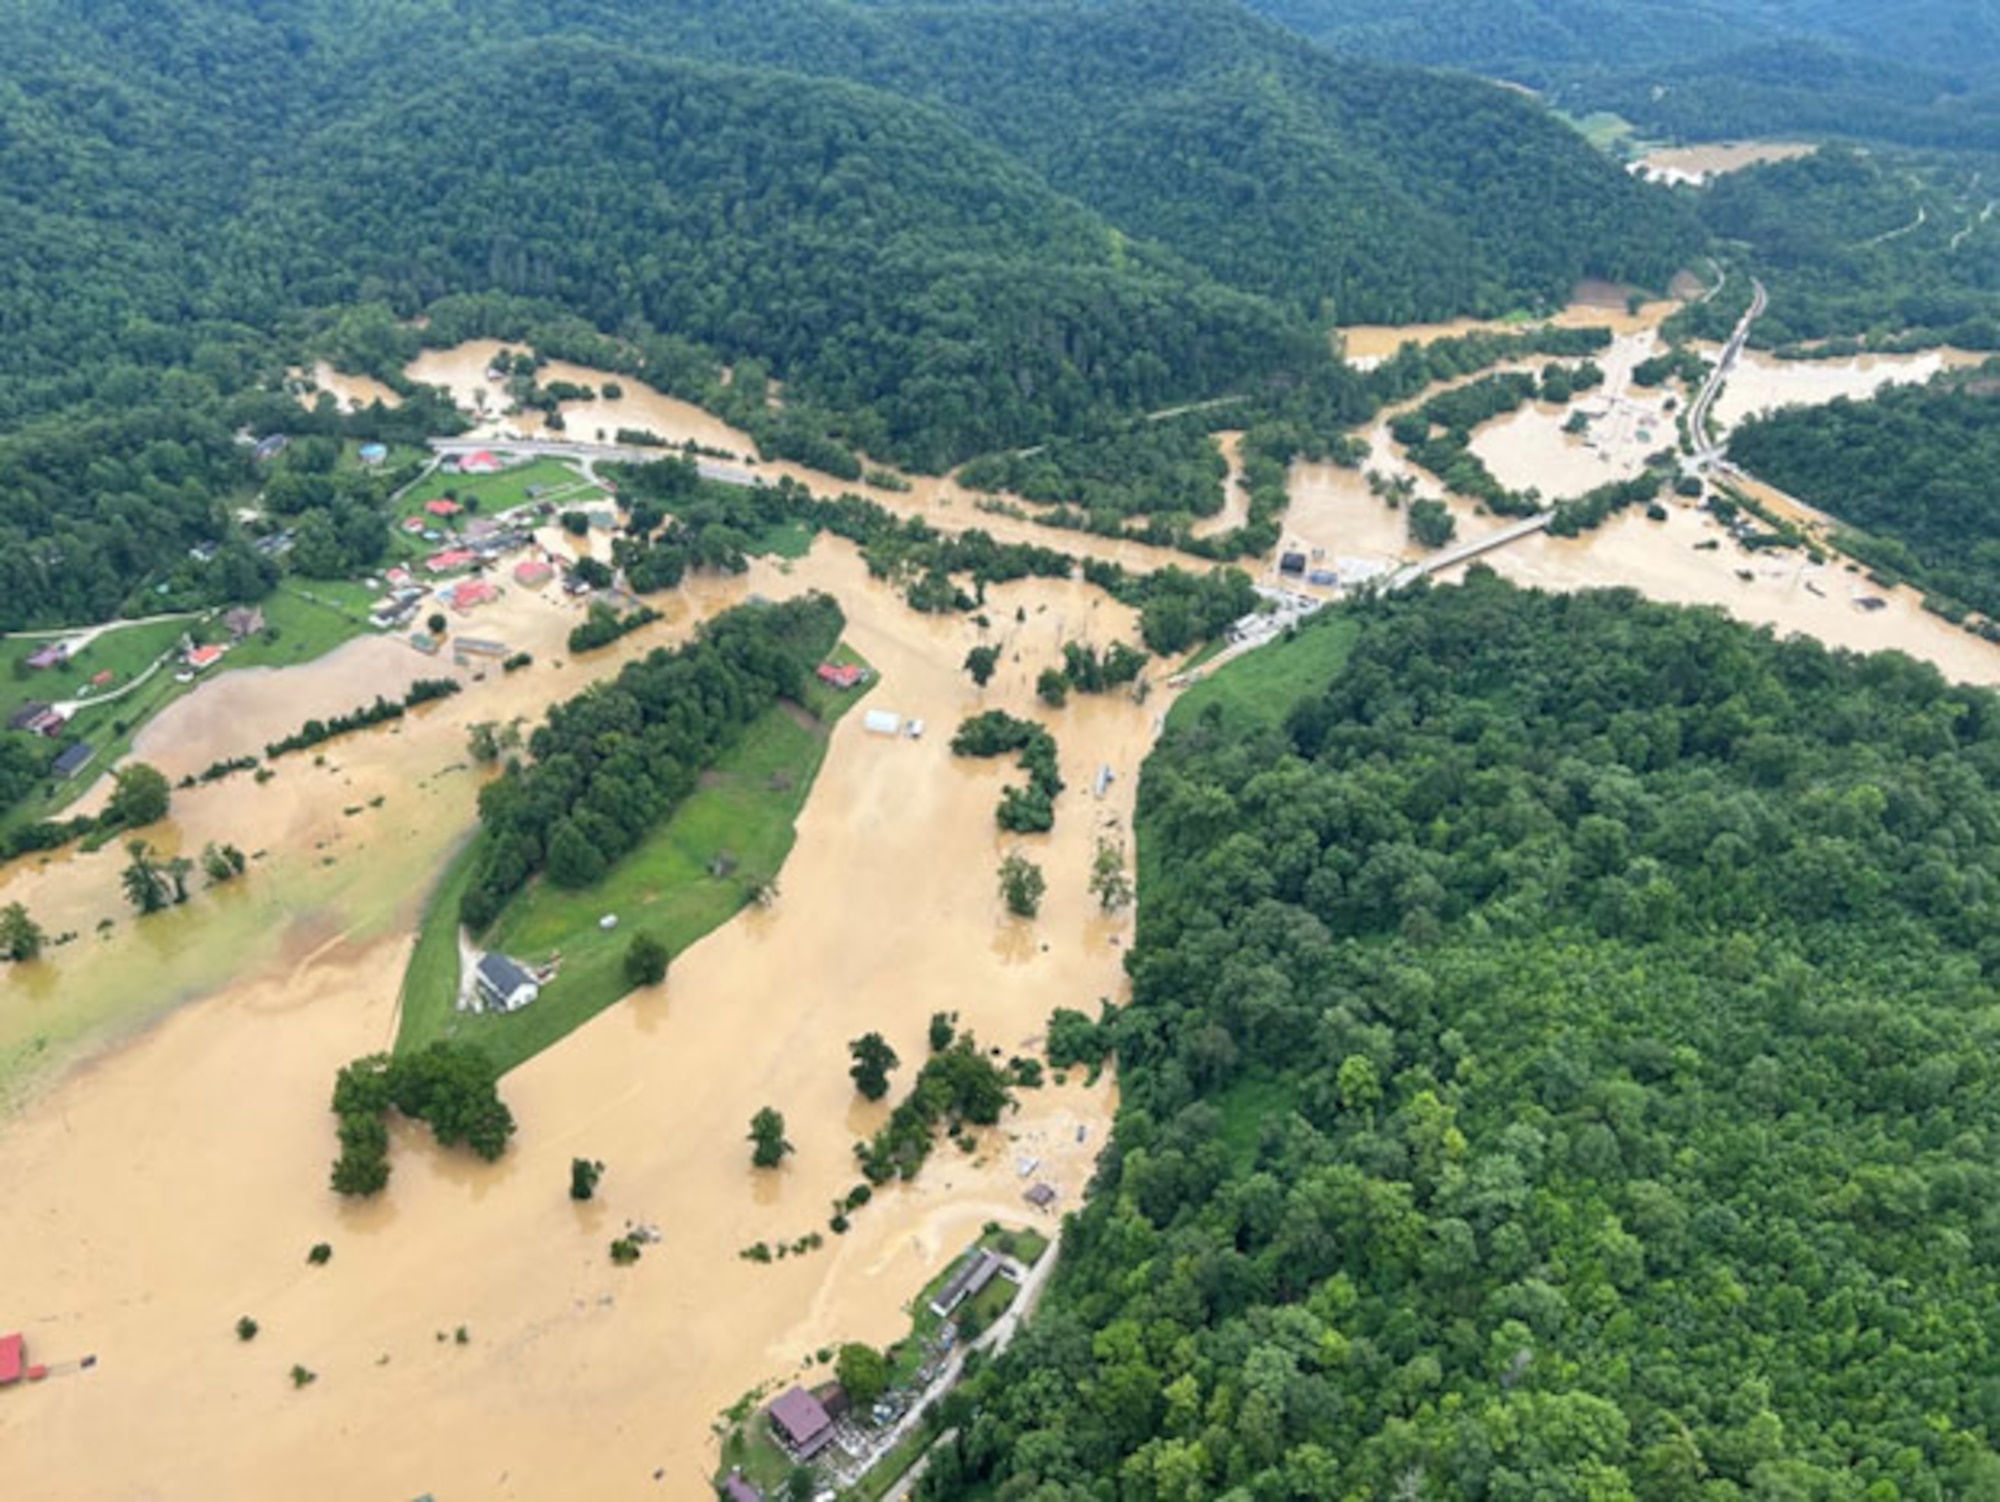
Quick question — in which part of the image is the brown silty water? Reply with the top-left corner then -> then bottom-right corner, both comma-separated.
0,542 -> 1142,1497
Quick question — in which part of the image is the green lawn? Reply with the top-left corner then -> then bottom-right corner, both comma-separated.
715,1412 -> 802,1496
398,456 -> 605,523
1168,609 -> 1359,734
980,1224 -> 1049,1267
394,648 -> 873,1075
749,519 -> 815,561
1,618 -> 189,724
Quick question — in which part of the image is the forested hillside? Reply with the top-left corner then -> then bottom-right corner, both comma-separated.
1251,0 -> 2000,146
1732,370 -> 2000,619
926,574 -> 2000,1497
1673,149 -> 2000,353
0,0 -> 1697,627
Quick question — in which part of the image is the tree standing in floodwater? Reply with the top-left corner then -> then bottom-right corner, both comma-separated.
749,1108 -> 792,1168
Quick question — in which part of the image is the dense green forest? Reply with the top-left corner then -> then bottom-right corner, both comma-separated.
1731,369 -> 2000,620
1674,150 -> 2000,353
1250,0 -> 2000,147
928,574 -> 2000,1497
0,0 -> 1698,629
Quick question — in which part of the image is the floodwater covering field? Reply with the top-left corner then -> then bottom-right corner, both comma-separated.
0,536 -> 1142,1496
10,291 -> 2000,1495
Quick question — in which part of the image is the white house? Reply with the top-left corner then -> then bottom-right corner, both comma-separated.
475,953 -> 540,1013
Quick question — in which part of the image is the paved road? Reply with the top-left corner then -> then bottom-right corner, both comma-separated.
1687,276 -> 1768,472
872,1241 -> 1065,1501
427,435 -> 758,489
3,609 -> 201,645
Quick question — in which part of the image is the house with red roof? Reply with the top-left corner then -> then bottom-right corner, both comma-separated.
0,1333 -> 24,1386
186,644 -> 227,672
425,498 -> 463,518
459,450 -> 504,475
449,579 -> 498,612
815,662 -> 866,690
425,549 -> 476,575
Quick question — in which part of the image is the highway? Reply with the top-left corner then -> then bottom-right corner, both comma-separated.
1686,276 -> 1768,472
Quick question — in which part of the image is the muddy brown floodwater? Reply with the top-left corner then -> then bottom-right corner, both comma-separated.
0,538 -> 1148,1498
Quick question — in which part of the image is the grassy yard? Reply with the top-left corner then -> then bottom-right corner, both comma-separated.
1,618 -> 190,724
394,646 -> 873,1075
398,457 -> 605,523
980,1223 -> 1049,1267
714,1411 -> 802,1497
1168,608 -> 1359,734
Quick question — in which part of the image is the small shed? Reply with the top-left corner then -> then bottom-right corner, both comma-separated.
766,1386 -> 835,1460
863,709 -> 903,737
0,1333 -> 23,1387
1279,550 -> 1308,576
51,742 -> 96,780
1024,1182 -> 1058,1210
357,443 -> 389,465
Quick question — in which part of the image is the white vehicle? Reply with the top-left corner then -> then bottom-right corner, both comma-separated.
905,718 -> 925,739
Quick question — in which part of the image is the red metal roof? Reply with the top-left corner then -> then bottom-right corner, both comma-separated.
425,499 -> 463,517
0,1333 -> 24,1385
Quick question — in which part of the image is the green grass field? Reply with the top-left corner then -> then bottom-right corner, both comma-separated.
1,618 -> 189,724
398,457 -> 605,524
394,646 -> 873,1075
1168,609 -> 1359,734
0,581 -> 375,829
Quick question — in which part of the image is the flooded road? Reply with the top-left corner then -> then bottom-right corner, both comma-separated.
0,541 -> 1143,1497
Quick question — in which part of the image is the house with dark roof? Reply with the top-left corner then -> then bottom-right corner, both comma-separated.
929,1247 -> 1004,1318
1023,1182 -> 1058,1211
766,1385 -> 835,1460
8,702 -> 51,732
475,953 -> 539,1013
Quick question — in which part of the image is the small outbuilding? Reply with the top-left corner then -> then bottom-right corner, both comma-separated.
929,1247 -> 1004,1318
51,742 -> 96,780
1024,1182 -> 1058,1211
358,443 -> 389,465
766,1385 -> 835,1460
225,606 -> 266,641
721,1471 -> 764,1502
0,1333 -> 23,1387
475,953 -> 540,1014
863,709 -> 903,737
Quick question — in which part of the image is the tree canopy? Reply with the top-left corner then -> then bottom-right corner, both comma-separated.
929,573 -> 2000,1498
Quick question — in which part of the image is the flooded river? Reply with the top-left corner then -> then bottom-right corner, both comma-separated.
0,540 -> 1143,1497
23,298 -> 2000,1494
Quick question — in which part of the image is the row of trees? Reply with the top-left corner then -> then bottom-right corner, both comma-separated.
460,595 -> 842,930
950,712 -> 1065,834
330,1042 -> 515,1196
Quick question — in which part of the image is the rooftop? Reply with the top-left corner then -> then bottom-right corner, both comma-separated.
766,1385 -> 834,1456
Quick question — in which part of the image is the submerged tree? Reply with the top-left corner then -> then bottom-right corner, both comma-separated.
749,1107 -> 793,1169
0,901 -> 45,961
848,1032 -> 901,1101
963,644 -> 1001,687
120,840 -> 168,915
570,1157 -> 604,1202
1088,835 -> 1133,913
998,852 -> 1046,918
